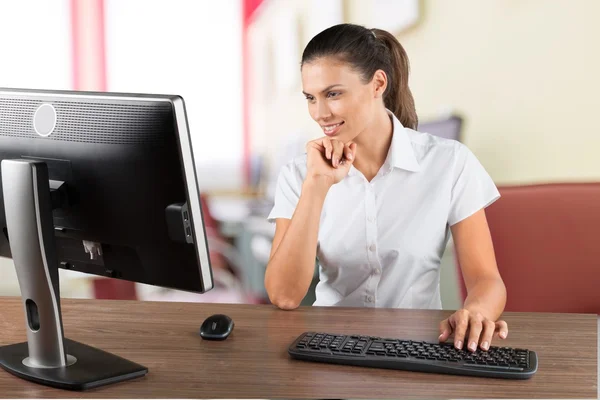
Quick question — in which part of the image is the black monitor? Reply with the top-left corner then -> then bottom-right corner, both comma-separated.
0,87 -> 215,390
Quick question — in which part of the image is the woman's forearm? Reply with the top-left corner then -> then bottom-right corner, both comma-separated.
463,277 -> 507,321
264,177 -> 332,309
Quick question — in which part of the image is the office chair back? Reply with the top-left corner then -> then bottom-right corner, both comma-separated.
457,182 -> 600,314
417,115 -> 463,142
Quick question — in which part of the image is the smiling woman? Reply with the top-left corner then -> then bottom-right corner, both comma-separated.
264,23 -> 507,354
301,25 -> 418,135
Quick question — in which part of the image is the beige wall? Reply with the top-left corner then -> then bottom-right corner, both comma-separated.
250,0 -> 600,185
387,0 -> 600,184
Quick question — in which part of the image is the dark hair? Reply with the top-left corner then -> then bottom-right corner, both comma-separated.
301,24 -> 418,130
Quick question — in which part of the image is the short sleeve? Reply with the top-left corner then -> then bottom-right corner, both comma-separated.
448,144 -> 500,226
267,161 -> 303,223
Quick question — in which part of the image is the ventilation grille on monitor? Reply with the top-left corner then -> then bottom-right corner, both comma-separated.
0,98 -> 173,145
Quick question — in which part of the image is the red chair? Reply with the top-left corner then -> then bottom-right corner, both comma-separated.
92,278 -> 137,300
458,182 -> 600,314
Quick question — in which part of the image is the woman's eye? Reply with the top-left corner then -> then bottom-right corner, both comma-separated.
305,95 -> 314,102
327,92 -> 340,98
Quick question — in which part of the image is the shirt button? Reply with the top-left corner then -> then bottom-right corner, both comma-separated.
367,296 -> 374,303
368,216 -> 375,222
369,244 -> 376,252
374,268 -> 381,275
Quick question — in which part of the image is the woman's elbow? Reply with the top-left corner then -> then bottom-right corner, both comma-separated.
270,296 -> 301,310
264,269 -> 304,310
264,282 -> 301,310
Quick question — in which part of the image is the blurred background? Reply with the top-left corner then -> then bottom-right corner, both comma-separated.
1,0 -> 599,310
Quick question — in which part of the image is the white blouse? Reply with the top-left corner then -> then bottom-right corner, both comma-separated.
268,110 -> 500,309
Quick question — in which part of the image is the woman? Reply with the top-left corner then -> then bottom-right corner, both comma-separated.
264,24 -> 508,353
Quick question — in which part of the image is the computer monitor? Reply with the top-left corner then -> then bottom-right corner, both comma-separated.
0,87 -> 214,390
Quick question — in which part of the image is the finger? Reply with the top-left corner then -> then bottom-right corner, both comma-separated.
467,315 -> 483,352
453,312 -> 469,350
479,320 -> 495,351
349,142 -> 357,159
331,140 -> 345,167
438,319 -> 452,342
495,320 -> 509,339
322,137 -> 333,160
306,140 -> 324,153
343,143 -> 354,162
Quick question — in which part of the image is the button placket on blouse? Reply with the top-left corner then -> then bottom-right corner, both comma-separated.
364,180 -> 380,305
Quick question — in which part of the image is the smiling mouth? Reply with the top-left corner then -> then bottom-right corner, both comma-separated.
322,121 -> 344,135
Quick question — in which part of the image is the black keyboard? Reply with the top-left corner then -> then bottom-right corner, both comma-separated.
288,332 -> 538,379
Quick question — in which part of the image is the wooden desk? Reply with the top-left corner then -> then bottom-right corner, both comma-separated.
0,297 -> 597,398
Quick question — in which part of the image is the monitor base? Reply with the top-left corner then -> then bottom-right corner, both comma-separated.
0,338 -> 147,391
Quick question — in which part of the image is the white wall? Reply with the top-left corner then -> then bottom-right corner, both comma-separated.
0,0 -> 71,90
105,0 -> 244,191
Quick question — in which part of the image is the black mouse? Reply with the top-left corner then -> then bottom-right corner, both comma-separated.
199,314 -> 234,340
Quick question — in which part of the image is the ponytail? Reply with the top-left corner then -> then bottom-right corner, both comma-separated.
371,29 -> 418,129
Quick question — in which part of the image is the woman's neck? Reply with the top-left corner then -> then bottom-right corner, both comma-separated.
352,108 -> 394,181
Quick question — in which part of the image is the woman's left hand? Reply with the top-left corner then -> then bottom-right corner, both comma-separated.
438,309 -> 508,352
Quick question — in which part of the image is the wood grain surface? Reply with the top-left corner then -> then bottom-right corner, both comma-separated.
0,297 -> 596,398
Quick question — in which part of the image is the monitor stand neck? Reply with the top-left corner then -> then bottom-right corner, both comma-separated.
0,159 -> 147,390
1,159 -> 71,368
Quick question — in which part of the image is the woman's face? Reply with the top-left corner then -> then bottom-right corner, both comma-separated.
301,57 -> 380,143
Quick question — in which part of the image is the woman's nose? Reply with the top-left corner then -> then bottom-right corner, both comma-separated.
314,100 -> 332,121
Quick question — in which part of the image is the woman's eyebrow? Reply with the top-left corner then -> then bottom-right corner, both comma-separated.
302,84 -> 344,96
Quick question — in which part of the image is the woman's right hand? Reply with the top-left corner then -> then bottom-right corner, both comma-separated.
305,137 -> 357,187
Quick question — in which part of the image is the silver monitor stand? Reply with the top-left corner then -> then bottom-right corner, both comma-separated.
0,159 -> 147,390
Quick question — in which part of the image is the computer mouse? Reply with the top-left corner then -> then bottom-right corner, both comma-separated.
199,314 -> 234,340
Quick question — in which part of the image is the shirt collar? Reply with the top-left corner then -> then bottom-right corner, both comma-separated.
386,109 -> 421,172
348,109 -> 420,177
